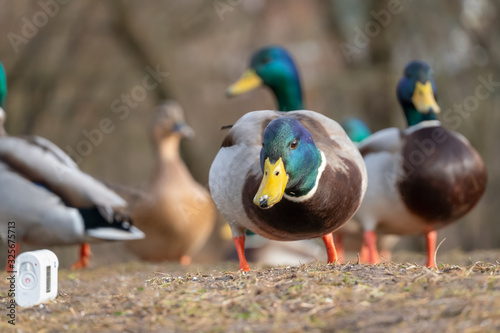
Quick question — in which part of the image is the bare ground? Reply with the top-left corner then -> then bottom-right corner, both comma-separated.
1,250 -> 500,332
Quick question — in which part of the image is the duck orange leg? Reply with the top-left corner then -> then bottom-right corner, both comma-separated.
333,232 -> 344,263
425,230 -> 437,268
363,230 -> 380,264
71,243 -> 91,269
180,255 -> 192,265
359,241 -> 369,263
5,243 -> 19,272
322,233 -> 338,264
233,236 -> 250,271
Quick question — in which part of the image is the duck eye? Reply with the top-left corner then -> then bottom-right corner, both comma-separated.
261,57 -> 271,65
290,140 -> 298,150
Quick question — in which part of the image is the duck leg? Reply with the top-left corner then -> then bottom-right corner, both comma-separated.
71,243 -> 91,269
180,255 -> 192,265
333,232 -> 344,263
233,235 -> 250,271
425,230 -> 437,268
363,230 -> 380,264
322,233 -> 338,264
359,241 -> 369,263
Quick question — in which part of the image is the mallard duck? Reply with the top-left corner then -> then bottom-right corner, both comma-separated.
226,46 -> 371,264
0,62 -> 144,269
209,111 -> 367,271
355,61 -> 487,267
124,101 -> 216,264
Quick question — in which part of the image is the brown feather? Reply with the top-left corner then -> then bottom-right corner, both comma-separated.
398,126 -> 487,227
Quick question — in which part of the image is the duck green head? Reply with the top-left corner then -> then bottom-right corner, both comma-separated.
397,61 -> 441,127
0,62 -> 6,109
341,117 -> 371,142
226,46 -> 303,111
254,117 -> 322,209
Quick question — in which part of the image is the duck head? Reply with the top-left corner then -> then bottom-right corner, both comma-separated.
152,100 -> 194,142
397,61 -> 441,126
254,117 -> 322,209
226,46 -> 303,111
341,117 -> 371,143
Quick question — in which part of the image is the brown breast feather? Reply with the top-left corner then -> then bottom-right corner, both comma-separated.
398,126 -> 487,227
239,112 -> 363,240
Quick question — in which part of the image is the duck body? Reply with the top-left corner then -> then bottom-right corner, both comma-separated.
355,61 -> 487,267
209,110 -> 367,269
125,101 -> 216,262
126,141 -> 215,261
358,122 -> 486,235
0,61 -> 143,269
0,135 -> 144,248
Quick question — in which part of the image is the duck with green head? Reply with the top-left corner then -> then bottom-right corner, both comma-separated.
355,60 -> 487,267
224,46 -> 371,265
210,107 -> 367,270
0,61 -> 144,269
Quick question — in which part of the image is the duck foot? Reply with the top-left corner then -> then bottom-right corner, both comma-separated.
359,241 -> 369,263
180,255 -> 192,265
363,230 -> 380,264
71,243 -> 91,269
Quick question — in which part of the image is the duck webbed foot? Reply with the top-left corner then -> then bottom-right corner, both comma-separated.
71,243 -> 91,269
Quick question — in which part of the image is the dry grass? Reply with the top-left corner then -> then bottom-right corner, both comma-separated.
1,251 -> 500,332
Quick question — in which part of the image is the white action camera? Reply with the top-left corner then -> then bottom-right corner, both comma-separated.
15,250 -> 59,308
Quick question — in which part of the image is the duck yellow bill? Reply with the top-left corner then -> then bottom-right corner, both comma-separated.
226,69 -> 263,97
253,157 -> 289,209
412,81 -> 441,114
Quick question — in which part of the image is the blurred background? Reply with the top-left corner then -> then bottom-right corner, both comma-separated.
0,0 -> 498,266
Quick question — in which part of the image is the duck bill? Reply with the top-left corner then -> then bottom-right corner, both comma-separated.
173,122 -> 195,139
226,69 -> 263,97
253,158 -> 289,209
412,81 -> 441,114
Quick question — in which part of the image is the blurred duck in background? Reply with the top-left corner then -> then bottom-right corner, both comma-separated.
123,101 -> 216,264
340,118 -> 371,144
354,61 -> 487,267
0,62 -> 144,269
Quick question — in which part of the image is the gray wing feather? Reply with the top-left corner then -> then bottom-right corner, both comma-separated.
0,161 -> 85,245
0,136 -> 125,208
20,135 -> 78,168
357,127 -> 402,155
